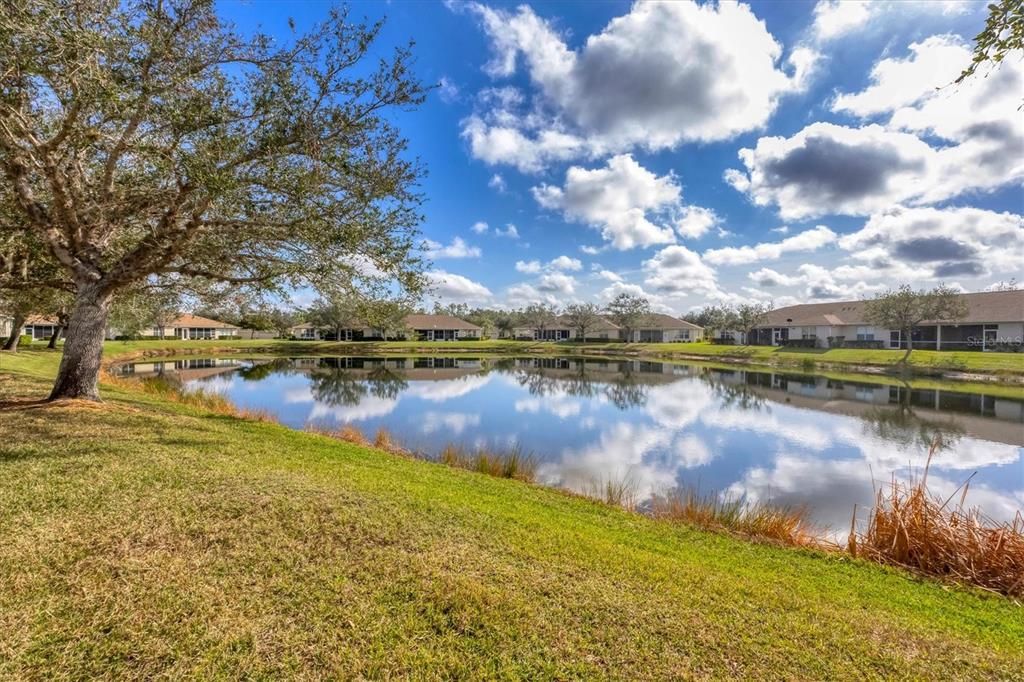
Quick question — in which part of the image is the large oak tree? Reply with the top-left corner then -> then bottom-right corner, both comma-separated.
0,0 -> 426,400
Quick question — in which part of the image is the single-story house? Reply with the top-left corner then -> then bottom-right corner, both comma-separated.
404,314 -> 482,341
24,315 -> 64,341
289,322 -> 323,340
291,314 -> 482,342
514,313 -> 703,343
143,314 -> 240,340
621,313 -> 703,343
723,290 -> 1023,351
513,315 -> 622,341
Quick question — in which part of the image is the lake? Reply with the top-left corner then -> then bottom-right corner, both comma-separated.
118,355 -> 1024,534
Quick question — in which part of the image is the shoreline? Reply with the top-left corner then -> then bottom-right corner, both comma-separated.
87,339 -> 1024,399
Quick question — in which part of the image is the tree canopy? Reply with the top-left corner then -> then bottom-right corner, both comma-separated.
606,293 -> 651,342
0,0 -> 427,399
956,0 -> 1024,86
863,284 -> 968,363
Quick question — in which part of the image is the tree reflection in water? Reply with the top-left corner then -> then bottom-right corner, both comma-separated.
513,360 -> 651,409
698,370 -> 768,412
309,369 -> 368,407
237,358 -> 294,382
862,383 -> 965,452
365,365 -> 409,401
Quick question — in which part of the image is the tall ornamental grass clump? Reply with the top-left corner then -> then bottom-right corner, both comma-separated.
849,445 -> 1024,597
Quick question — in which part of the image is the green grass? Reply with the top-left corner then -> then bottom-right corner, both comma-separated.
82,336 -> 1024,377
84,336 -> 1024,400
0,348 -> 1022,678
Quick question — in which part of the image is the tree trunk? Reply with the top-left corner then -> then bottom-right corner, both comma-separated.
47,326 -> 64,349
49,283 -> 113,401
900,326 -> 913,365
3,312 -> 26,351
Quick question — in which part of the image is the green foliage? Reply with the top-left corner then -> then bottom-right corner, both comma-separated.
358,298 -> 415,340
864,284 -> 969,360
305,296 -> 364,338
956,0 -> 1024,87
563,302 -> 603,339
733,301 -> 774,344
521,303 -> 559,332
606,293 -> 651,340
1,0 -> 428,396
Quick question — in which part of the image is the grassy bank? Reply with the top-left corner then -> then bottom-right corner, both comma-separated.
87,336 -> 1024,379
87,337 -> 1024,399
1,348 -> 1022,678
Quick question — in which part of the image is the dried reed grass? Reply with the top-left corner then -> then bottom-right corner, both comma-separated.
849,442 -> 1024,596
651,487 -> 822,548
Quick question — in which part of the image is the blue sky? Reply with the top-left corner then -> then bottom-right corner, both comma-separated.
220,1 -> 1023,313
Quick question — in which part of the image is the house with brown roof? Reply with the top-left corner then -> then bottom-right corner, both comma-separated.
513,313 -> 702,343
290,314 -> 482,342
513,314 -> 622,341
729,290 -> 1023,351
23,315 -> 65,342
403,313 -> 482,341
621,313 -> 703,343
142,314 -> 240,340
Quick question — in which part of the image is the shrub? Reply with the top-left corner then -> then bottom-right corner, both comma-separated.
780,339 -> 817,349
839,339 -> 885,349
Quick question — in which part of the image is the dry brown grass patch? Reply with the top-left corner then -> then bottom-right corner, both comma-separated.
651,487 -> 824,548
849,443 -> 1024,597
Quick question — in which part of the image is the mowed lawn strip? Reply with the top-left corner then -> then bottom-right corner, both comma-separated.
0,350 -> 1021,679
44,337 -> 1024,376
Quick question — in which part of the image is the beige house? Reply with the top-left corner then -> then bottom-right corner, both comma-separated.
144,314 -> 240,340
513,314 -> 622,341
22,315 -> 65,341
290,314 -> 482,342
515,313 -> 702,343
404,314 -> 482,341
732,290 -> 1023,351
621,313 -> 703,343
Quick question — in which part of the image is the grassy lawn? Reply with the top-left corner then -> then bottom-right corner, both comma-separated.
70,336 -> 1024,376
0,348 -> 1022,678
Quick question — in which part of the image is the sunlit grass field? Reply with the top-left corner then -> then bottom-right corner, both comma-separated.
0,347 -> 1021,678
57,335 -> 1024,375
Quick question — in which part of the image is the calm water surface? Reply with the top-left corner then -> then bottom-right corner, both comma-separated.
120,355 -> 1024,533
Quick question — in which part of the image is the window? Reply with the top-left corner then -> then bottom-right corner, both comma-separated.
856,326 -> 874,341
801,327 -> 816,340
889,330 -> 901,348
681,330 -> 690,340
